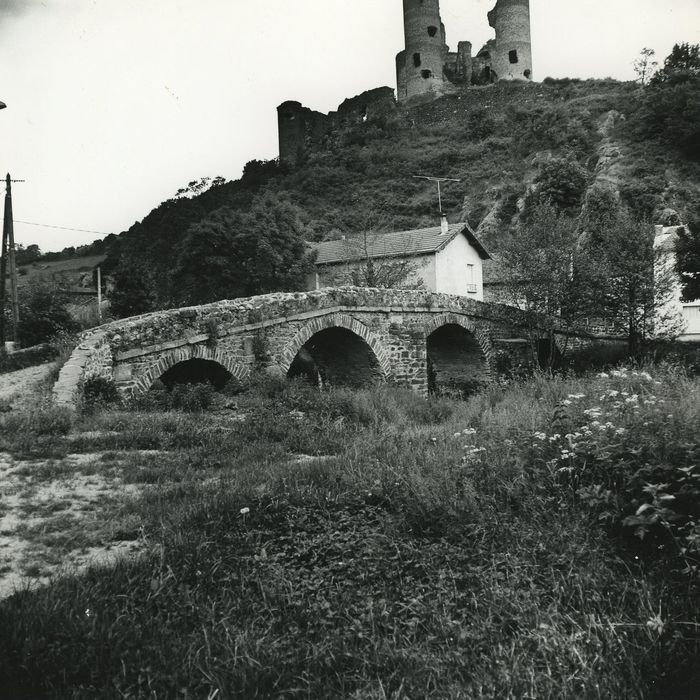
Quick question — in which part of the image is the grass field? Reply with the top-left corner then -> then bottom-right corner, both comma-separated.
0,365 -> 698,698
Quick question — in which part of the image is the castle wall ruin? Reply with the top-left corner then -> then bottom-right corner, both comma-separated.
277,87 -> 396,166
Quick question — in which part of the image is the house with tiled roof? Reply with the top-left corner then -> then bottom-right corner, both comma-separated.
307,217 -> 491,300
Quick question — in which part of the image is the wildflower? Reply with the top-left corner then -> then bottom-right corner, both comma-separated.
568,394 -> 586,400
533,432 -> 547,441
240,507 -> 250,516
561,400 -> 572,406
597,372 -> 609,378
638,372 -> 653,381
548,434 -> 561,442
85,608 -> 92,618
462,428 -> 477,436
615,428 -> 627,435
454,433 -> 462,438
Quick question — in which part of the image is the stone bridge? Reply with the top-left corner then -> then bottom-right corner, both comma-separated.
54,287 -> 618,407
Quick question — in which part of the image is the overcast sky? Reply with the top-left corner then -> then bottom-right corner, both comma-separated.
1,0 -> 699,251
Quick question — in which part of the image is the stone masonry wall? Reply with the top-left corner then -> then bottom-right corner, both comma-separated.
54,287 -> 616,408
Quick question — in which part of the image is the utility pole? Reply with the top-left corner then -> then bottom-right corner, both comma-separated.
1,174 -> 24,351
413,175 -> 462,215
97,266 -> 102,323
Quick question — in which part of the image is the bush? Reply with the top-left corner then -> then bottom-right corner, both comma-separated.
169,383 -> 215,412
15,280 -> 78,347
82,377 -> 120,409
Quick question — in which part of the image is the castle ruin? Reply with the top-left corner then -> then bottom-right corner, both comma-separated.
277,1 -> 534,164
396,0 -> 533,103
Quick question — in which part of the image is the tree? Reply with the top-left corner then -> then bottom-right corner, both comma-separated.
338,212 -> 424,289
675,221 -> 700,302
525,158 -> 589,217
15,279 -> 78,347
14,243 -> 41,266
170,194 -> 316,306
636,44 -> 700,159
497,203 -> 586,367
581,209 -> 683,352
633,48 -> 658,87
650,42 -> 700,85
108,260 -> 156,319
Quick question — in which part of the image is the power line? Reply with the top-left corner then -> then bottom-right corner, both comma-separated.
0,218 -> 113,236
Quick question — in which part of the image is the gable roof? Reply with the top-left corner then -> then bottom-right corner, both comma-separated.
311,223 -> 491,266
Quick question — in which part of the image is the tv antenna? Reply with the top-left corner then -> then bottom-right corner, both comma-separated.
413,175 -> 461,215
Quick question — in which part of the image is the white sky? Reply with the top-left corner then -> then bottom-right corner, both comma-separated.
1,0 -> 698,251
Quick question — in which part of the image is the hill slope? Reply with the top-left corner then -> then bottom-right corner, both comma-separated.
102,78 -> 700,309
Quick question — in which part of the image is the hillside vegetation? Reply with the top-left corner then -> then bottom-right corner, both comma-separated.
98,73 -> 700,312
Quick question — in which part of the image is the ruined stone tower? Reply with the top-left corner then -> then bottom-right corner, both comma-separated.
487,0 -> 533,82
396,0 -> 448,102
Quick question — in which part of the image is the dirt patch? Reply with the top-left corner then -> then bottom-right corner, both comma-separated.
0,363 -> 55,409
0,452 -> 146,600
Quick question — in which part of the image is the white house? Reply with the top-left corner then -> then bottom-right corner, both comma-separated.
307,217 -> 491,300
654,224 -> 700,342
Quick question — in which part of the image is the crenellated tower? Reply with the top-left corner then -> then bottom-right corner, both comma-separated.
396,0 -> 448,102
487,0 -> 533,82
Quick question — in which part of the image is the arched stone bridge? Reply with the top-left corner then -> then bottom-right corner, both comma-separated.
54,287 -> 617,406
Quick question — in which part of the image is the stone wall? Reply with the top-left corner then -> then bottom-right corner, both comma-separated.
54,287 -> 615,408
278,88 -> 397,166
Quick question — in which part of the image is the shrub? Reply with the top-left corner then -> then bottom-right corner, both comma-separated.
169,383 -> 215,412
15,280 -> 78,347
82,376 -> 120,409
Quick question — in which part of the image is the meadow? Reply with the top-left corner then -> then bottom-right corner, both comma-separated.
0,362 -> 698,698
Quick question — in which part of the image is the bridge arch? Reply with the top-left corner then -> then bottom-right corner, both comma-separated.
279,313 -> 392,384
424,313 -> 494,395
131,344 -> 250,395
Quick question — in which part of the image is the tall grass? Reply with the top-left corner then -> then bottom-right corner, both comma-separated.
0,367 -> 698,698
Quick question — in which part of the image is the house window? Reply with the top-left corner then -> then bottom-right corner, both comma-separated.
413,53 -> 421,67
509,50 -> 518,64
466,264 -> 474,283
428,26 -> 438,37
421,69 -> 432,79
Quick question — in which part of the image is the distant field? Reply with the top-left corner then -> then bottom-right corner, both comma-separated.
17,254 -> 106,291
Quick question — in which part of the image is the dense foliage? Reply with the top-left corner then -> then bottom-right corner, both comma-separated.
12,280 -> 78,347
169,195 -> 316,306
635,42 -> 700,158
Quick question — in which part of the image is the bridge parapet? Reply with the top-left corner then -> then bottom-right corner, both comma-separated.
53,287 -> 621,407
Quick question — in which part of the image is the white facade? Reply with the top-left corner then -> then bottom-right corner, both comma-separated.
654,225 -> 699,342
434,232 -> 484,299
